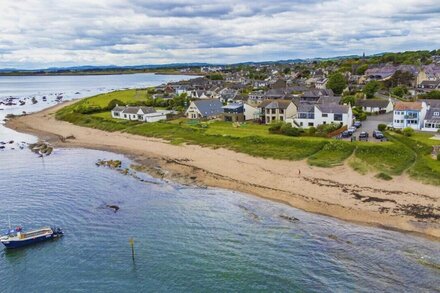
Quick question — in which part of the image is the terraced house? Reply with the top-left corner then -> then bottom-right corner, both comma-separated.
392,101 -> 427,130
258,100 -> 297,124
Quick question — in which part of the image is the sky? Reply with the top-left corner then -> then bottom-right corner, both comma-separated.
0,0 -> 439,69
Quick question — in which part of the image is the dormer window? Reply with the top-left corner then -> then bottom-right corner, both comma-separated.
434,112 -> 440,116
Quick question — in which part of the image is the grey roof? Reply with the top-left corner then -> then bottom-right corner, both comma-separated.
112,106 -> 125,112
420,99 -> 440,108
424,108 -> 440,121
316,103 -> 349,114
317,96 -> 341,104
222,103 -> 243,110
355,99 -> 391,108
193,99 -> 224,117
298,102 -> 315,113
265,100 -> 293,109
114,106 -> 156,114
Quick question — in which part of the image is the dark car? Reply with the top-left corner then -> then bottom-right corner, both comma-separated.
340,130 -> 351,138
359,131 -> 369,141
353,121 -> 362,128
373,130 -> 384,139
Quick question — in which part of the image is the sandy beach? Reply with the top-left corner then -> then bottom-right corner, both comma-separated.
6,101 -> 440,239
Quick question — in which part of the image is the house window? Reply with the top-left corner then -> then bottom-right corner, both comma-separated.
280,116 -> 284,121
322,113 -> 328,117
272,116 -> 276,121
271,109 -> 276,114
267,116 -> 271,123
434,112 -> 439,116
308,122 -> 314,126
279,109 -> 284,114
300,122 -> 303,126
334,114 -> 343,121
114,112 -> 120,117
266,109 -> 270,114
124,114 -> 127,118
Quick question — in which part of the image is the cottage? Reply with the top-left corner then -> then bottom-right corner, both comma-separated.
355,99 -> 394,114
258,100 -> 297,124
185,99 -> 224,119
111,105 -> 167,122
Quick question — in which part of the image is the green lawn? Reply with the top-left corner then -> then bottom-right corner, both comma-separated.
55,89 -> 440,186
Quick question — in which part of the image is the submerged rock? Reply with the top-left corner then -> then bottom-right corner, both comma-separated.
106,205 -> 120,213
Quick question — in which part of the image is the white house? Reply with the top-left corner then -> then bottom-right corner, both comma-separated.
392,101 -> 427,130
111,105 -> 167,122
290,103 -> 353,128
355,99 -> 394,114
185,99 -> 224,119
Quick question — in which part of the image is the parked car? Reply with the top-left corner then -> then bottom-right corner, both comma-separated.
347,126 -> 357,135
359,131 -> 369,141
340,130 -> 351,138
373,130 -> 384,139
353,121 -> 362,128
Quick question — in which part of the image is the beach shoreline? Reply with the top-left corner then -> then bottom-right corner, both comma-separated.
5,101 -> 440,240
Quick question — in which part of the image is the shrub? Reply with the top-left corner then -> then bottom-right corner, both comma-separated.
281,124 -> 301,136
308,126 -> 316,135
268,122 -> 283,134
437,153 -> 440,161
378,124 -> 387,131
375,172 -> 393,181
107,99 -> 125,110
315,123 -> 341,137
402,127 -> 414,137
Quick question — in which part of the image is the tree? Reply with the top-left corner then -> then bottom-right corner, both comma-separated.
356,64 -> 369,75
107,99 -> 125,110
327,72 -> 347,95
378,124 -> 387,131
341,95 -> 356,105
283,67 -> 291,75
391,86 -> 408,98
424,90 -> 440,99
363,80 -> 380,99
383,70 -> 414,88
402,127 -> 414,137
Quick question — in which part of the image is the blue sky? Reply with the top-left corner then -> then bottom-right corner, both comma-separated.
0,0 -> 439,69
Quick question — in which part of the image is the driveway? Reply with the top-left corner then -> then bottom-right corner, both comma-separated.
359,112 -> 393,134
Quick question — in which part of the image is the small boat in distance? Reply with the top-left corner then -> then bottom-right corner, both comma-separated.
0,226 -> 63,249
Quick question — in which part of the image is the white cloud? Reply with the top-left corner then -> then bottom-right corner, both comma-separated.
0,0 -> 439,68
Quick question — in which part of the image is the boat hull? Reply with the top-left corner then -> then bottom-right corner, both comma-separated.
1,233 -> 61,249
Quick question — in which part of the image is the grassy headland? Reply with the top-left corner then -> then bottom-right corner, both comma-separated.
55,89 -> 440,185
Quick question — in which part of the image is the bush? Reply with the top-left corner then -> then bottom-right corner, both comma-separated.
378,124 -> 387,131
437,154 -> 440,161
375,172 -> 393,181
315,123 -> 341,137
268,122 -> 283,134
308,126 -> 316,135
107,99 -> 125,110
281,123 -> 301,136
402,127 -> 415,137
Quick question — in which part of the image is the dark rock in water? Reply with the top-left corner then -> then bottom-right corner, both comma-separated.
106,205 -> 120,213
8,140 -> 14,144
280,215 -> 300,222
328,234 -> 338,240
0,146 -> 5,149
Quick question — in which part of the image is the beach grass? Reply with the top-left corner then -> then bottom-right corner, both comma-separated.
308,140 -> 356,167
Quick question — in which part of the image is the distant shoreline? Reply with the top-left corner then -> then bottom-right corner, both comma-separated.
6,101 -> 440,240
0,71 -> 203,77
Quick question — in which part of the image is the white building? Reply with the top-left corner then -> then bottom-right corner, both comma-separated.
355,99 -> 394,114
111,105 -> 167,122
392,101 -> 427,130
290,103 -> 353,128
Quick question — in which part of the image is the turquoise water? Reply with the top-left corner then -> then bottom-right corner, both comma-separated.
0,75 -> 439,292
0,149 -> 439,292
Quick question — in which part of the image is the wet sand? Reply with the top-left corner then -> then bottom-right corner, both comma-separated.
6,101 -> 440,239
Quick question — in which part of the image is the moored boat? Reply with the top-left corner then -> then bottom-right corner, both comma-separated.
0,226 -> 63,249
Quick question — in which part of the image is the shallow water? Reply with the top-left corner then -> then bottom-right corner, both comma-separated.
0,75 -> 439,292
0,149 -> 439,292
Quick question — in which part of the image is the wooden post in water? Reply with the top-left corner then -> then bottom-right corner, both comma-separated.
129,238 -> 135,262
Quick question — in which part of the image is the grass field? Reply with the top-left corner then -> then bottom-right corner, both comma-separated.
55,89 -> 440,185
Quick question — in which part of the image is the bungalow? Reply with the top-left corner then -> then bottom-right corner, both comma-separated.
291,103 -> 352,128
258,100 -> 297,124
185,99 -> 224,119
111,105 -> 167,122
355,99 -> 394,114
392,101 -> 427,130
